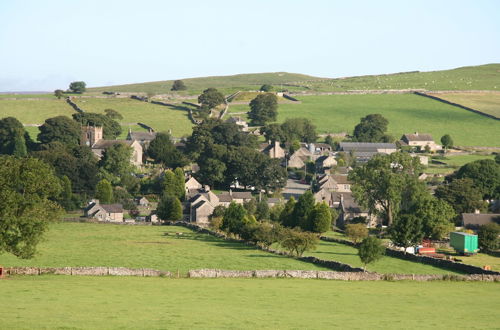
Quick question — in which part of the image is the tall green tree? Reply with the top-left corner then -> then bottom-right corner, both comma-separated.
412,197 -> 455,240
171,80 -> 187,91
352,114 -> 391,142
435,178 -> 487,220
222,202 -> 247,234
69,81 -> 86,93
147,132 -> 188,168
280,118 -> 317,143
349,152 -> 424,226
440,134 -> 453,151
308,202 -> 332,233
157,195 -> 183,221
98,143 -> 135,185
259,84 -> 273,92
54,89 -> 64,99
478,223 -> 500,253
38,116 -> 81,146
454,159 -> 500,199
104,109 -> 123,120
0,117 -> 29,155
174,168 -> 186,200
255,198 -> 270,221
358,236 -> 385,270
163,169 -> 184,199
95,179 -> 113,203
198,88 -> 225,110
389,214 -> 423,253
0,156 -> 62,258
279,197 -> 297,227
293,191 -> 316,230
248,93 -> 278,126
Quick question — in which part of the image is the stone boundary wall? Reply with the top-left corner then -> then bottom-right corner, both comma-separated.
288,89 -> 425,96
137,122 -> 154,132
187,269 -> 500,281
414,92 -> 499,120
319,236 -> 500,275
5,267 -> 171,277
66,97 -> 84,113
282,94 -> 300,102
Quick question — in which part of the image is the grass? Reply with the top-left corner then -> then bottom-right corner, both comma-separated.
0,93 -> 55,99
0,99 -> 74,124
275,94 -> 500,146
426,154 -> 496,174
72,97 -> 194,137
428,92 -> 500,118
0,222 -> 326,272
302,240 -> 461,275
1,276 -> 499,329
437,247 -> 500,272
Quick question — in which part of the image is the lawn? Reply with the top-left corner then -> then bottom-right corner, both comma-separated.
1,276 -> 498,329
437,247 -> 500,272
72,97 -> 194,137
0,99 -> 75,124
276,94 -> 500,146
0,222 -> 326,272
303,240 -> 461,275
426,154 -> 496,175
428,92 -> 500,118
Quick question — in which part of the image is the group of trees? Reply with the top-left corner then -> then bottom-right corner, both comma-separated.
248,93 -> 278,126
156,168 -> 185,221
352,114 -> 393,143
262,118 -> 318,144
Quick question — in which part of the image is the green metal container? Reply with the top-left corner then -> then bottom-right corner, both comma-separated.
450,232 -> 479,254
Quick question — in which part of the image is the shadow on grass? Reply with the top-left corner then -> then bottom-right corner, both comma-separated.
313,251 -> 357,256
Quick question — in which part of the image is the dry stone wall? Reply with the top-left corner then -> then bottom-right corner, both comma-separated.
5,267 -> 171,277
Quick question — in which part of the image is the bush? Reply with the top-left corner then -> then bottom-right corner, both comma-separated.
279,228 -> 318,256
345,223 -> 368,243
478,223 -> 500,253
358,236 -> 385,270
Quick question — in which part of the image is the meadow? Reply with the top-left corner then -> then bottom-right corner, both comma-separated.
425,154 -> 496,174
1,276 -> 499,329
72,97 -> 194,137
0,222 -> 327,272
0,99 -> 74,124
271,94 -> 500,147
429,92 -> 500,118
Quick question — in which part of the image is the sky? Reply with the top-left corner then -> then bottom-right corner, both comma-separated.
1,0 -> 499,91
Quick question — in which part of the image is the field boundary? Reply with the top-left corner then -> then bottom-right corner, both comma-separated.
414,92 -> 500,121
4,267 -> 500,281
320,236 -> 500,275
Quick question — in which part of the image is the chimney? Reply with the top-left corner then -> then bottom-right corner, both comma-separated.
229,189 -> 232,196
204,185 -> 210,192
340,194 -> 344,204
474,209 -> 480,214
309,143 -> 315,154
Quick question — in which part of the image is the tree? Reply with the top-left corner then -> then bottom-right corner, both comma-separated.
58,175 -> 78,211
435,178 -> 487,220
69,81 -> 86,93
255,198 -> 270,221
260,84 -> 273,92
0,117 -> 29,156
495,153 -> 500,164
162,170 -> 182,198
411,197 -> 455,240
198,88 -> 225,110
98,143 -> 135,185
73,112 -> 122,140
174,168 -> 186,200
0,156 -> 62,258
38,116 -> 81,146
352,114 -> 390,142
281,118 -> 317,143
454,159 -> 500,200
248,93 -> 278,126
349,152 -> 424,226
358,236 -> 385,270
222,202 -> 247,235
389,214 -> 423,253
261,123 -> 286,143
292,191 -> 316,230
279,197 -> 296,227
308,202 -> 332,233
345,223 -> 368,244
279,228 -> 318,256
157,195 -> 183,221
104,109 -> 123,120
171,80 -> 187,91
54,89 -> 64,99
251,222 -> 280,248
147,132 -> 188,168
95,179 -> 113,203
441,134 -> 453,151
478,223 -> 500,253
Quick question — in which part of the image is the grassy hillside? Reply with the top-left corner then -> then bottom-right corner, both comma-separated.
0,99 -> 74,124
88,72 -> 325,95
2,276 -> 499,329
72,97 -> 194,137
0,222 -> 327,272
307,63 -> 500,92
428,92 -> 500,118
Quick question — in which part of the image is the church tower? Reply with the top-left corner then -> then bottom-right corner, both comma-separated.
81,126 -> 103,147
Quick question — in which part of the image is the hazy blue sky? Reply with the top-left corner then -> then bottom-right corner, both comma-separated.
1,0 -> 499,91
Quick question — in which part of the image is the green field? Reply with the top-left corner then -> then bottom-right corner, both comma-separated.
429,92 -> 500,118
426,154 -> 496,174
0,99 -> 74,124
88,72 -> 324,95
0,222 -> 327,272
72,97 -> 194,137
272,94 -> 500,147
1,276 -> 498,329
0,93 -> 55,99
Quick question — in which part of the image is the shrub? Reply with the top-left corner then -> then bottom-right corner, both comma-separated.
478,223 -> 500,253
345,223 -> 368,243
279,228 -> 318,256
358,236 -> 385,270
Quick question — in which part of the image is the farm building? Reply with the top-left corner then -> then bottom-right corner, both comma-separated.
401,132 -> 442,152
339,142 -> 397,162
462,213 -> 500,229
84,201 -> 124,222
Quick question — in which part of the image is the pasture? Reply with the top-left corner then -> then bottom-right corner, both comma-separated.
71,97 -> 194,137
1,276 -> 499,329
426,154 -> 496,174
0,222 -> 326,272
429,92 -> 500,118
274,94 -> 500,147
0,99 -> 74,124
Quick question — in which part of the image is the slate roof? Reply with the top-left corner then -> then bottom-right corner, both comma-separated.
403,133 -> 434,142
331,175 -> 350,185
100,204 -> 124,213
92,140 -> 135,149
128,131 -> 157,141
339,142 -> 397,152
462,213 -> 500,228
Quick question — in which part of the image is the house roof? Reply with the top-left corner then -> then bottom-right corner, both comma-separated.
92,140 -> 135,149
101,204 -> 124,213
128,131 -> 156,141
341,195 -> 366,213
462,213 -> 500,227
332,175 -> 350,185
339,142 -> 397,152
267,198 -> 282,204
314,143 -> 332,150
403,133 -> 434,142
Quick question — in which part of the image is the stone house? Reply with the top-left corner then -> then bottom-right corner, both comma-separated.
260,141 -> 286,159
136,196 -> 149,206
318,174 -> 351,192
126,130 -> 157,149
316,155 -> 337,169
185,177 -> 203,197
84,201 -> 124,222
337,194 -> 376,228
462,213 -> 500,229
401,132 -> 442,152
287,153 -> 306,168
